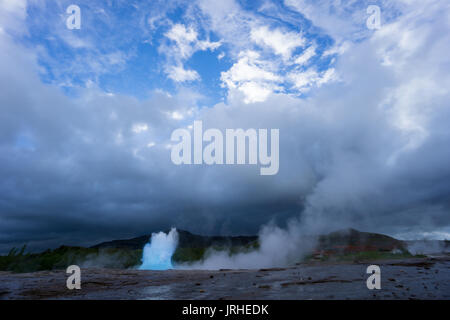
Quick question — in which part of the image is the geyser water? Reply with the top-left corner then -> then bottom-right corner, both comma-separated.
139,228 -> 179,270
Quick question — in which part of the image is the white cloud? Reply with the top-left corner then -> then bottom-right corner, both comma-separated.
323,41 -> 351,57
0,0 -> 26,15
236,82 -> 274,103
195,0 -> 336,101
221,51 -> 280,85
132,123 -> 149,133
197,39 -> 221,51
221,47 -> 337,101
0,0 -> 27,34
250,25 -> 305,60
288,68 -> 337,92
294,45 -> 316,65
196,0 -> 249,50
167,65 -> 200,82
163,23 -> 221,82
58,32 -> 92,49
220,51 -> 282,103
170,111 -> 184,120
165,24 -> 199,59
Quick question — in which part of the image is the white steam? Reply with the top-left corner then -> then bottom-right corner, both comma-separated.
407,240 -> 449,255
139,228 -> 179,270
137,223 -> 315,271
180,221 -> 315,270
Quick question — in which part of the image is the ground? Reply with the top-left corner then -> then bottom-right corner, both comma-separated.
0,255 -> 449,300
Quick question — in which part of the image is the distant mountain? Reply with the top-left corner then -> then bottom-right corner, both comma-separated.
1,228 -> 419,273
91,229 -> 258,250
91,228 -> 406,253
90,235 -> 150,250
316,228 -> 407,253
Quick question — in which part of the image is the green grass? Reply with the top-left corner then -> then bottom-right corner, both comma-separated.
1,241 -> 425,273
172,247 -> 207,263
0,242 -> 259,273
0,245 -> 142,273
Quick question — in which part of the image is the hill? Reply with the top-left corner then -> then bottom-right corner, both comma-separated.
91,229 -> 258,250
317,228 -> 406,253
0,228 -> 415,272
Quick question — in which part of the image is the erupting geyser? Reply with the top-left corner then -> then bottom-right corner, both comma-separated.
139,228 -> 179,270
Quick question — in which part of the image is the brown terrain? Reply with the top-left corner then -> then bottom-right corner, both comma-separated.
0,254 -> 449,300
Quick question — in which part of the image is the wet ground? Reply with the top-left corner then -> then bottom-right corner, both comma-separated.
0,255 -> 449,300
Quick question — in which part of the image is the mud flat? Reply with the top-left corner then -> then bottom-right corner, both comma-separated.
0,255 -> 449,300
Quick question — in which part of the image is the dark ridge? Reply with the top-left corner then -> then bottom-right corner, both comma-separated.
91,228 -> 406,253
90,235 -> 150,250
1,228 -> 423,273
90,229 -> 258,250
316,228 -> 407,253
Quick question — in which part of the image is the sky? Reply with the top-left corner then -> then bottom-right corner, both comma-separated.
0,0 -> 449,252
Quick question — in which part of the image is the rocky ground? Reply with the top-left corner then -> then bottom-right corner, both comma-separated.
0,254 -> 449,300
